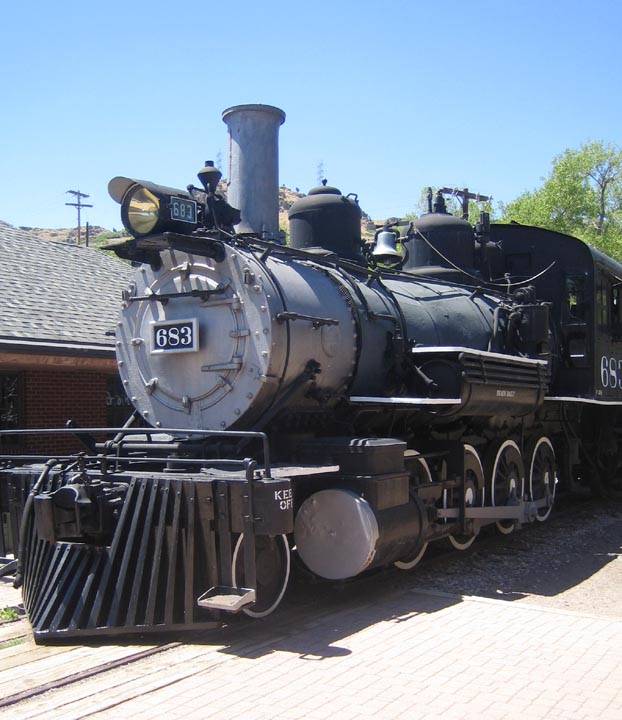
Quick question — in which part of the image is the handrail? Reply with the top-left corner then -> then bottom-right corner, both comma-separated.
0,427 -> 273,478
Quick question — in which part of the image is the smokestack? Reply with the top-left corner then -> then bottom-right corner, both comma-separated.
222,104 -> 286,241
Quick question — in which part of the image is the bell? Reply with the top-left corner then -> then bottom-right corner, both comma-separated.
372,230 -> 402,264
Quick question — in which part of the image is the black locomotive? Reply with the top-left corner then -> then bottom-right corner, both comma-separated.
4,105 -> 622,642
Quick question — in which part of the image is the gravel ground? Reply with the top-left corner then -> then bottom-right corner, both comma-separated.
2,496 -> 621,624
407,495 -> 622,619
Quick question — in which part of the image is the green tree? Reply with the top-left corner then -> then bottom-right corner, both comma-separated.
500,142 -> 622,258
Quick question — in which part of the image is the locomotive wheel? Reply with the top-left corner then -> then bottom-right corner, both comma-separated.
232,534 -> 291,618
448,444 -> 485,551
488,439 -> 525,535
528,436 -> 557,522
395,452 -> 432,570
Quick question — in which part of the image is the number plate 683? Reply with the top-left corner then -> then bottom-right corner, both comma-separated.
151,319 -> 198,354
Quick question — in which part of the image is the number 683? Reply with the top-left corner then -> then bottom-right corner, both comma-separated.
600,355 -> 622,388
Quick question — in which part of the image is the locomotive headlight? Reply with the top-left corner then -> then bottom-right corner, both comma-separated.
108,176 -> 200,238
125,186 -> 160,235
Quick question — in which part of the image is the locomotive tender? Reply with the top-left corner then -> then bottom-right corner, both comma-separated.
5,104 -> 622,641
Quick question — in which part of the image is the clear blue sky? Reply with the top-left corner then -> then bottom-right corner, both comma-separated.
2,0 -> 621,231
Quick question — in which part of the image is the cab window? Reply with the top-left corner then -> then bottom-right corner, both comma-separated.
611,282 -> 622,336
565,275 -> 587,321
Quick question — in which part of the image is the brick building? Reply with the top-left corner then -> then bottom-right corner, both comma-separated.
0,222 -> 134,456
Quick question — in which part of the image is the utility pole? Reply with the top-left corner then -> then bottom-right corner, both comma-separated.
317,161 -> 325,186
439,187 -> 490,220
65,190 -> 93,245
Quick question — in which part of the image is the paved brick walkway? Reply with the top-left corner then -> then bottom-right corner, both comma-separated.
5,577 -> 621,720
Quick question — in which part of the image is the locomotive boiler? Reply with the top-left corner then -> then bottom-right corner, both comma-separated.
4,104 -> 621,642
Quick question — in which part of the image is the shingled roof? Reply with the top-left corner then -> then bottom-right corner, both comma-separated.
0,222 -> 134,357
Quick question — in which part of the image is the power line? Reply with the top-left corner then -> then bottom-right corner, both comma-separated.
65,190 -> 93,245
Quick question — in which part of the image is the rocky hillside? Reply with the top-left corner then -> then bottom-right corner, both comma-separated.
16,225 -> 120,246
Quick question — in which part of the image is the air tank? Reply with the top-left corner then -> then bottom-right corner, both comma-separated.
288,184 -> 364,263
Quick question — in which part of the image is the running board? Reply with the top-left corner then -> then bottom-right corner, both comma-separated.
350,396 -> 461,406
197,586 -> 256,612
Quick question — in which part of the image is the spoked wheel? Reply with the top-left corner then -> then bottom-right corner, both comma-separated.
395,452 -> 432,570
232,534 -> 291,618
448,444 -> 485,550
489,439 -> 524,535
528,436 -> 557,522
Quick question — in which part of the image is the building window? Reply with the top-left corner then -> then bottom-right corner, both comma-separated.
106,376 -> 133,428
0,373 -> 22,431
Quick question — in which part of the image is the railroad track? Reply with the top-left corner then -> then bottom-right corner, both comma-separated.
0,619 -> 183,710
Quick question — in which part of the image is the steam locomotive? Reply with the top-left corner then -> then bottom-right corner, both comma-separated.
5,105 -> 622,642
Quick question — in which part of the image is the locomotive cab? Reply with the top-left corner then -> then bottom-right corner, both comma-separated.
488,223 -> 622,403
